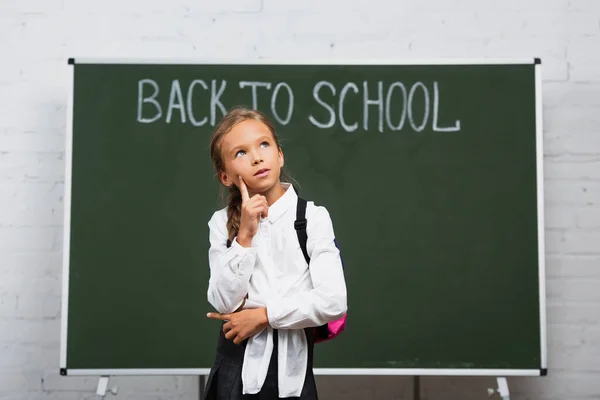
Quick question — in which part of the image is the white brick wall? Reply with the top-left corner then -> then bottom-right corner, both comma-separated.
1,0 -> 598,398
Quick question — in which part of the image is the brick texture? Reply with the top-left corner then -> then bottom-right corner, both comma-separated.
1,0 -> 599,398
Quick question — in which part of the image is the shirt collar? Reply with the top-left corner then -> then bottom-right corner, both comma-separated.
266,182 -> 297,224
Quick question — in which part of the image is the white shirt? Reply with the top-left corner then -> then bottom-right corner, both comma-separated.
207,183 -> 348,398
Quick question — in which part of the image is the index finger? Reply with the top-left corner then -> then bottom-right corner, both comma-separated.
206,312 -> 230,321
238,176 -> 249,202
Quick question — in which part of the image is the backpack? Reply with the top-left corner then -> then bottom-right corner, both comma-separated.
295,198 -> 347,344
225,198 -> 347,343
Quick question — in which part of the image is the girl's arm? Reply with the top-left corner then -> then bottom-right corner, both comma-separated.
206,212 -> 257,314
266,206 -> 348,329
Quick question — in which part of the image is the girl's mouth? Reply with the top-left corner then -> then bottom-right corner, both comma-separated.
254,169 -> 270,178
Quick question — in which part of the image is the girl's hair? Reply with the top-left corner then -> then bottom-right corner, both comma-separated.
210,106 -> 295,243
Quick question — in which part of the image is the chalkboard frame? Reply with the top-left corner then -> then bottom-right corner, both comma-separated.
59,58 -> 547,377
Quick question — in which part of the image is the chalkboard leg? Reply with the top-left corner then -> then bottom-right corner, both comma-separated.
199,375 -> 207,400
95,376 -> 117,398
413,376 -> 420,400
497,377 -> 510,400
96,376 -> 109,397
487,377 -> 510,400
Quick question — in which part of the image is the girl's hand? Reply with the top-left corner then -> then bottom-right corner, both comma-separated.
237,177 -> 268,247
207,308 -> 270,345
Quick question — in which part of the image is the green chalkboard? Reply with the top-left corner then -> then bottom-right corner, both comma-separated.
60,60 -> 546,376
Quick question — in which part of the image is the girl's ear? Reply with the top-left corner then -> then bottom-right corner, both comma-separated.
279,149 -> 284,168
218,170 -> 232,187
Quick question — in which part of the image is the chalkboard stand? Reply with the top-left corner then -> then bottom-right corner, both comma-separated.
95,376 -> 118,398
488,377 -> 510,400
413,376 -> 420,400
199,375 -> 206,399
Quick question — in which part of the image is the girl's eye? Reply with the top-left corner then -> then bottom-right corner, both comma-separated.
235,150 -> 246,157
260,141 -> 269,148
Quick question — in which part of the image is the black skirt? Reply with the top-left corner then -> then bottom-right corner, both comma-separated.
203,325 -> 318,400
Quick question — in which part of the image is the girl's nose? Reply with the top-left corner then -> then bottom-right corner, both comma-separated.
251,153 -> 263,165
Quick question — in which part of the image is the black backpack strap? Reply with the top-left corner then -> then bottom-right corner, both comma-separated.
294,197 -> 310,264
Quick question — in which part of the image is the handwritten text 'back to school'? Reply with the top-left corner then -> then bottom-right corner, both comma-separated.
137,79 -> 462,133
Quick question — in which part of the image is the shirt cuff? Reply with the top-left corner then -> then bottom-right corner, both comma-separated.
266,298 -> 283,329
231,236 -> 257,253
218,236 -> 258,272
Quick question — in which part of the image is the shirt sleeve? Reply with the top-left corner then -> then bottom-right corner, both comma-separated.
266,206 -> 348,329
206,211 -> 257,314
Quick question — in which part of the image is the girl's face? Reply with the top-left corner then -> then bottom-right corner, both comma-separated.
218,119 -> 284,195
